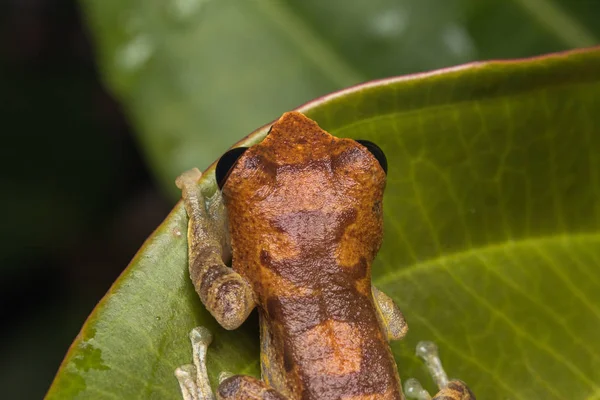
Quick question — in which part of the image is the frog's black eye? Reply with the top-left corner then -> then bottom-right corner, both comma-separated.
216,147 -> 248,190
356,140 -> 387,174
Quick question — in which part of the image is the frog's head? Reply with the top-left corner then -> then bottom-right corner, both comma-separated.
217,112 -> 389,267
216,111 -> 387,195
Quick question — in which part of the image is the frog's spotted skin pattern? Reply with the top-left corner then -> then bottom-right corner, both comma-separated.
176,112 -> 475,400
222,112 -> 399,399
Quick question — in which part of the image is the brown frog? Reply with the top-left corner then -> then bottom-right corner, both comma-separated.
175,112 -> 475,400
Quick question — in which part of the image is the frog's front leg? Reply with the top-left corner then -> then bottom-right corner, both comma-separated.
176,168 -> 255,330
405,342 -> 475,400
176,169 -> 287,399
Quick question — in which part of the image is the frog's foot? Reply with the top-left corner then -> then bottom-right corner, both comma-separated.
175,327 -> 215,400
404,341 -> 475,400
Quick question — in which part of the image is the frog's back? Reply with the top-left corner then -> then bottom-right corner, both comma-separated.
223,112 -> 402,399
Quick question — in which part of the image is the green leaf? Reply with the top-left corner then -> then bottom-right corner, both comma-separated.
77,0 -> 600,197
47,48 -> 600,399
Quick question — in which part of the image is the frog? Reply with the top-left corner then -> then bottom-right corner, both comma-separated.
174,111 -> 475,400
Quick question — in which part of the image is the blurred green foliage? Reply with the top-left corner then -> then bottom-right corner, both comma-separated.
80,0 -> 599,196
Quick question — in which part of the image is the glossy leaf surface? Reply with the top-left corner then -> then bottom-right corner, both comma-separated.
48,48 -> 600,399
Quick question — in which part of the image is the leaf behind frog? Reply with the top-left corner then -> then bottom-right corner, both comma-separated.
47,48 -> 600,399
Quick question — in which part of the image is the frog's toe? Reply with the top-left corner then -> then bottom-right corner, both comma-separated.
175,364 -> 199,400
404,341 -> 475,400
190,326 -> 213,347
175,327 -> 216,400
404,378 -> 432,400
176,168 -> 203,190
218,371 -> 234,384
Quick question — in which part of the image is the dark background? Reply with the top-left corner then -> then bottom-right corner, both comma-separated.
0,1 -> 172,398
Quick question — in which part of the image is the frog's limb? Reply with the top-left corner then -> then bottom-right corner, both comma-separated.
372,285 -> 408,341
214,316 -> 289,399
175,327 -> 216,400
404,341 -> 475,400
217,375 -> 287,400
176,169 -> 256,330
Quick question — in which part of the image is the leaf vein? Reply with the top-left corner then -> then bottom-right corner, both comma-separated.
442,257 -> 599,390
